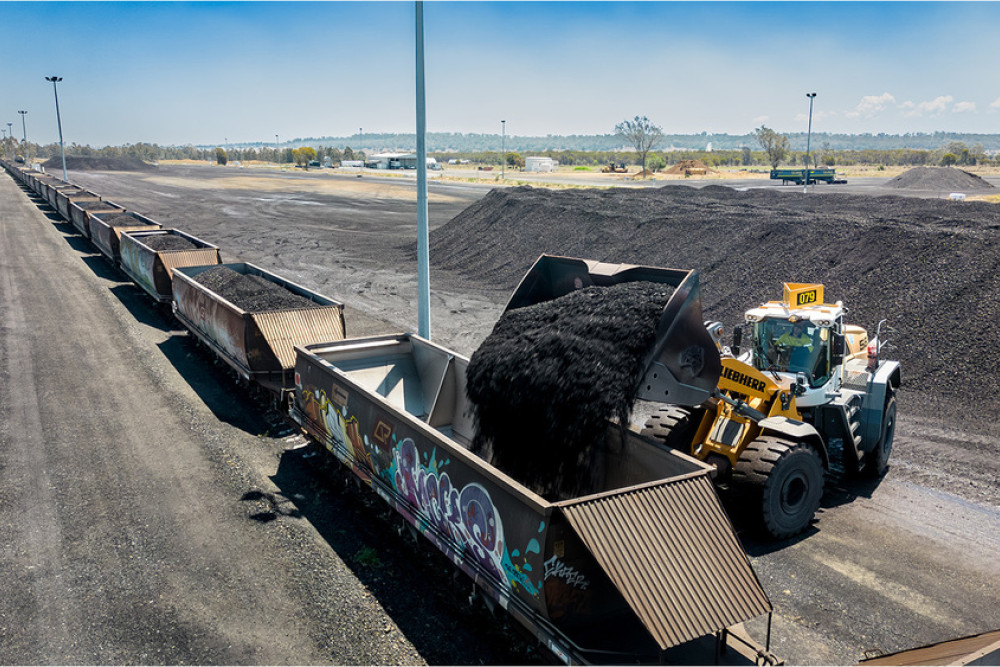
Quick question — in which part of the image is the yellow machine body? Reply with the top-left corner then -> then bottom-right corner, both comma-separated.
687,358 -> 802,468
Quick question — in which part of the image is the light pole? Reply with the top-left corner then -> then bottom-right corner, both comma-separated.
804,92 -> 816,193
18,110 -> 28,164
501,120 -> 506,179
415,1 -> 430,339
46,76 -> 68,181
6,123 -> 12,159
275,134 -> 279,165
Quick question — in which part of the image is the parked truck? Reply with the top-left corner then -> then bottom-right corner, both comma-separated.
770,168 -> 846,185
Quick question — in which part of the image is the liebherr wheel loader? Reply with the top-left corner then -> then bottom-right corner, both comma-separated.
642,283 -> 901,539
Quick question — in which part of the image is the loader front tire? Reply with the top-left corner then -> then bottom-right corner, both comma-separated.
641,406 -> 696,454
733,436 -> 824,539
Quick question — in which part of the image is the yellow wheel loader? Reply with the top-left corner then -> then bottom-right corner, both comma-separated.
642,283 -> 901,539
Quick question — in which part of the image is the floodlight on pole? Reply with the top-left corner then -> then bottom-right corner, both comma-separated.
18,110 -> 28,164
45,76 -> 68,181
804,92 -> 816,193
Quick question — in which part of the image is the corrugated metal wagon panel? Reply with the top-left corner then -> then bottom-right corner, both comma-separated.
560,476 -> 772,651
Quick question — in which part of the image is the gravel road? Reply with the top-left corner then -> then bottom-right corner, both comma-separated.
9,163 -> 1000,665
0,173 -> 527,665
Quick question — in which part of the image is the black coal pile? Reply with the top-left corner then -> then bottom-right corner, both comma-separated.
425,185 -> 1000,424
466,281 -> 674,499
192,266 -> 317,312
96,213 -> 148,227
140,235 -> 200,252
75,200 -> 121,210
43,156 -> 156,172
885,166 -> 995,191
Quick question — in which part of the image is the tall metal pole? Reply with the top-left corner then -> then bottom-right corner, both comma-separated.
415,0 -> 431,339
46,76 -> 68,181
275,134 -> 279,165
804,92 -> 816,193
6,123 -> 12,159
501,120 -> 506,180
18,110 -> 28,164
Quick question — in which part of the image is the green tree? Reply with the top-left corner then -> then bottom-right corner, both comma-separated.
215,147 -> 228,165
293,146 -> 317,168
646,153 -> 667,172
505,151 -> 524,168
614,115 -> 664,177
754,125 -> 790,169
343,146 -> 355,161
940,152 -> 958,166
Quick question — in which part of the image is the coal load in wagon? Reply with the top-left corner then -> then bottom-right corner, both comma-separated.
466,281 -> 674,499
99,213 -> 147,227
193,266 -> 317,312
141,235 -> 200,252
75,200 -> 117,210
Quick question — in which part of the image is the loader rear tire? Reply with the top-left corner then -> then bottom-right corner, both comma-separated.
864,395 -> 896,478
641,406 -> 696,453
733,436 -> 824,539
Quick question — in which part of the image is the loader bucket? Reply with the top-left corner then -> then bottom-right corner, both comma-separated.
504,254 -> 721,407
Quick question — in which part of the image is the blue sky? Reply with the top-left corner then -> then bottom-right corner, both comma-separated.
3,2 -> 999,147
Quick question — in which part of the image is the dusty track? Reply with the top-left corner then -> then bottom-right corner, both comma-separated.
16,164 -> 1000,665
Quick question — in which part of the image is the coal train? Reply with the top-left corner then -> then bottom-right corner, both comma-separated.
2,161 -> 779,666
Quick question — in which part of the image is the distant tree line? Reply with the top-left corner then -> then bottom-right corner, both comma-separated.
285,130 -> 1000,153
18,139 -> 997,170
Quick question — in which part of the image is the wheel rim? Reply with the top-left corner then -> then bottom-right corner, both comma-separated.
781,471 -> 809,512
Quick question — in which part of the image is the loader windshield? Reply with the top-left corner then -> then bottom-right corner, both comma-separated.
752,318 -> 831,387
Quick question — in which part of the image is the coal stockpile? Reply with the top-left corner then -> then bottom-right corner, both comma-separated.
885,166 -> 995,191
426,185 -> 1000,423
140,234 -> 200,252
193,266 -> 317,312
466,281 -> 674,499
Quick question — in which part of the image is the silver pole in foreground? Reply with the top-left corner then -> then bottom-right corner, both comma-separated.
46,76 -> 68,180
18,110 -> 28,164
501,119 -> 506,180
804,92 -> 816,193
415,0 -> 431,340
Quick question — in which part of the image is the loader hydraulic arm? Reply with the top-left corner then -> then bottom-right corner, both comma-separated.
713,390 -> 768,423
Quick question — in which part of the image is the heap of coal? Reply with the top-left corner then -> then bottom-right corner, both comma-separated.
140,234 -> 200,252
884,166 -> 995,191
466,281 -> 674,499
96,213 -> 151,227
74,200 -> 121,210
425,184 -> 1000,422
42,156 -> 156,172
193,266 -> 317,312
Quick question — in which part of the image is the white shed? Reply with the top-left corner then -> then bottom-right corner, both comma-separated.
525,156 -> 556,173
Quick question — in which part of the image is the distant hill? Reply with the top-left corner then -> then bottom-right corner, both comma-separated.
209,131 -> 1000,153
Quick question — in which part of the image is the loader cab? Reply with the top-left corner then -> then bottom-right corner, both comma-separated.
743,283 -> 846,405
750,317 -> 832,387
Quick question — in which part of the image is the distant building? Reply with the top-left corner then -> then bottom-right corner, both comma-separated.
525,156 -> 557,172
367,153 -> 440,170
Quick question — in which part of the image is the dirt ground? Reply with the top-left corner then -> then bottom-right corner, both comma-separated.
21,163 -> 1000,665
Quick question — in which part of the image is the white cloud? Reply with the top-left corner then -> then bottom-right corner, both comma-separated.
952,101 -> 976,113
753,115 -> 769,125
990,97 -> 1000,110
902,95 -> 954,117
845,92 -> 895,119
